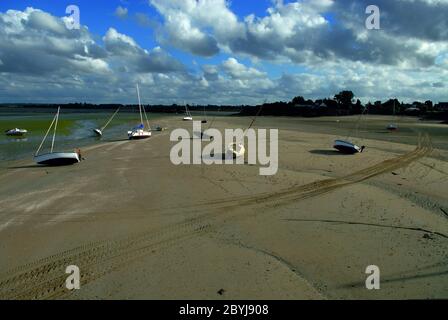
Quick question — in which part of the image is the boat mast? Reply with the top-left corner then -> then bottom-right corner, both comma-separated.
35,109 -> 58,157
136,84 -> 143,125
51,107 -> 60,153
101,107 -> 120,131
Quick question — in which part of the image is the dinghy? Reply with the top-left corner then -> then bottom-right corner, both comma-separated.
5,128 -> 28,137
183,103 -> 193,121
34,107 -> 80,166
224,103 -> 264,159
201,105 -> 207,124
333,140 -> 365,154
128,84 -> 151,140
94,107 -> 120,136
386,124 -> 399,131
387,100 -> 399,131
226,142 -> 246,159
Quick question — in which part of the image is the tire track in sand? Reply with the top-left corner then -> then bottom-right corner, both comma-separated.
0,134 -> 433,299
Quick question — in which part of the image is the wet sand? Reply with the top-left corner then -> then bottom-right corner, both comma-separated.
0,116 -> 447,299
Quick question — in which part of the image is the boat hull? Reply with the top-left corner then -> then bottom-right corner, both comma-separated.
34,152 -> 80,166
227,143 -> 246,159
6,129 -> 27,136
387,125 -> 399,131
93,129 -> 103,136
128,130 -> 151,140
334,140 -> 362,154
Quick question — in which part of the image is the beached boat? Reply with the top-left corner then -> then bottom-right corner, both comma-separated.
387,100 -> 399,131
201,105 -> 207,124
128,84 -> 151,140
5,128 -> 28,136
334,140 -> 365,154
94,107 -> 120,136
183,103 -> 193,121
224,103 -> 264,158
386,124 -> 399,131
226,142 -> 246,159
34,107 -> 80,166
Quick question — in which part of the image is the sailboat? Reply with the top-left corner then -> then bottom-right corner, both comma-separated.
387,100 -> 399,131
128,84 -> 151,140
94,107 -> 120,136
34,107 -> 80,166
333,140 -> 365,154
226,102 -> 264,159
5,128 -> 28,137
334,108 -> 366,154
201,105 -> 207,124
183,103 -> 193,121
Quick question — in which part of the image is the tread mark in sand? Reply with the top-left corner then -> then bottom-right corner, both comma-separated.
0,134 -> 433,299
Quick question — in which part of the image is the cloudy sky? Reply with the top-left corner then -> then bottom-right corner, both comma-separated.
0,0 -> 447,105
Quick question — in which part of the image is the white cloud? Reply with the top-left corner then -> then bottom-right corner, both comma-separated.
115,6 -> 128,19
0,4 -> 447,104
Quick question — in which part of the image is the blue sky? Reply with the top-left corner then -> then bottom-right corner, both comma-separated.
0,0 -> 446,104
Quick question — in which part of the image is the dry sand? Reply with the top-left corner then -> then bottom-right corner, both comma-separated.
0,116 -> 447,299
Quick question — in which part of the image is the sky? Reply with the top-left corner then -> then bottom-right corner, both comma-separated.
0,0 -> 447,105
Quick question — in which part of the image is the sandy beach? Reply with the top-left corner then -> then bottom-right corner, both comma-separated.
0,116 -> 447,300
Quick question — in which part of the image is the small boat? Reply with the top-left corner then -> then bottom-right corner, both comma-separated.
34,152 -> 80,166
128,124 -> 151,140
5,128 -> 28,136
334,140 -> 365,154
226,142 -> 245,159
183,103 -> 193,121
34,107 -> 80,166
128,84 -> 151,140
387,100 -> 399,131
201,105 -> 207,124
387,124 -> 399,131
93,128 -> 103,136
152,125 -> 166,132
94,107 -> 120,136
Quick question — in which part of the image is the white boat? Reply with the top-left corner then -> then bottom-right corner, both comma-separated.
183,103 -> 193,121
34,107 -> 81,166
5,128 -> 28,136
387,124 -> 399,131
93,128 -> 103,136
334,140 -> 365,154
128,84 -> 151,140
387,100 -> 399,131
201,105 -> 207,124
223,103 -> 264,159
94,107 -> 120,136
226,142 -> 246,159
35,152 -> 80,166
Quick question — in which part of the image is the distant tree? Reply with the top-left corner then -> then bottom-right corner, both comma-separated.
292,96 -> 306,105
352,99 -> 363,114
334,91 -> 355,109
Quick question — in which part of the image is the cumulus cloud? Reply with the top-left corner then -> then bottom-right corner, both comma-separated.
0,3 -> 447,104
149,0 -> 448,68
115,6 -> 128,19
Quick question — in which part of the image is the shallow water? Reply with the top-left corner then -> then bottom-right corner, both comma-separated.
0,108 -> 172,162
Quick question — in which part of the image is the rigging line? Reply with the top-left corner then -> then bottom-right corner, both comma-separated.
35,111 -> 58,157
136,84 -> 143,125
101,107 -> 120,131
142,104 -> 150,130
245,100 -> 265,134
51,107 -> 60,153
